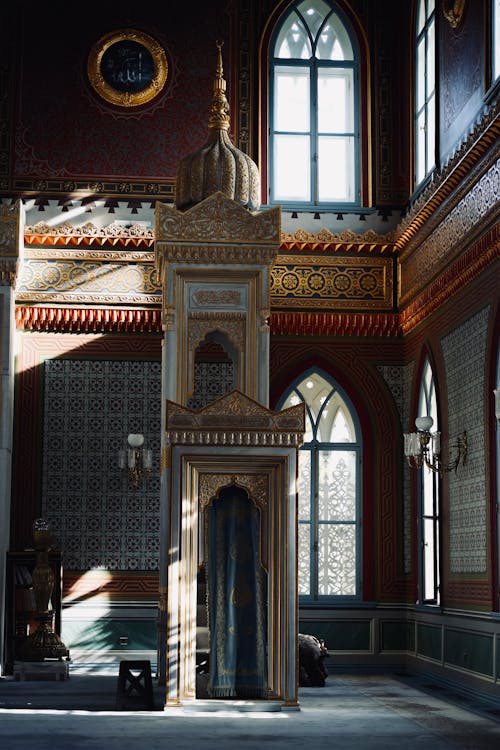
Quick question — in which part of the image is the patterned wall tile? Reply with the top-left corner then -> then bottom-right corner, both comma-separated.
441,306 -> 490,574
41,359 -> 161,571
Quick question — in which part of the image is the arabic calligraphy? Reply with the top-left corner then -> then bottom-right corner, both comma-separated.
101,40 -> 154,94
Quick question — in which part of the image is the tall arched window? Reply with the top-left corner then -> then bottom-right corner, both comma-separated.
417,358 -> 440,605
279,370 -> 361,601
269,0 -> 360,208
415,0 -> 436,186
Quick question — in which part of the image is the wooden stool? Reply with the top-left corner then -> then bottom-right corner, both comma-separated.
115,660 -> 155,710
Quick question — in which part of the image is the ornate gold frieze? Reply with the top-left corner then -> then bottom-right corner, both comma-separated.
16,258 -> 161,305
280,227 -> 395,250
24,247 -> 155,262
159,243 -> 278,265
25,220 -> 155,241
198,474 -> 268,511
271,254 -> 393,310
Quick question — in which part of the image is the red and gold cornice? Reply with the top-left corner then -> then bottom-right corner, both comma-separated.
269,311 -> 401,337
16,305 -> 163,333
400,225 -> 500,334
16,305 -> 401,337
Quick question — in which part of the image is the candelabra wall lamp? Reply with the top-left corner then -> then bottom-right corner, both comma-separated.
118,433 -> 152,488
404,416 -> 468,475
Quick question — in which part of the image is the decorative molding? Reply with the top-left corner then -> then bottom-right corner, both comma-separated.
395,98 -> 499,253
188,312 -> 246,356
271,255 -> 393,310
15,305 -> 163,333
269,311 -> 401,337
165,390 -> 305,445
25,220 -> 154,242
442,0 -> 466,29
156,191 -> 281,246
198,473 -> 268,511
280,227 -> 396,252
399,157 -> 500,306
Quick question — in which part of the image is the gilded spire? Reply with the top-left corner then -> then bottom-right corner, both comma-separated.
208,41 -> 230,131
174,41 -> 260,212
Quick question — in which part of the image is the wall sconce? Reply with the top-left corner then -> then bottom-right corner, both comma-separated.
118,433 -> 152,488
494,389 -> 500,425
404,416 -> 468,475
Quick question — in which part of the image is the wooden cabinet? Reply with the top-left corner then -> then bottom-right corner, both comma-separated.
3,550 -> 62,674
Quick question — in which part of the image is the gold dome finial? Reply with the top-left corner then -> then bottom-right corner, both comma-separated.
174,40 -> 260,212
208,40 -> 230,131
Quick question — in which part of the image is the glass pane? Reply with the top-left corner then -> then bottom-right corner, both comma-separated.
416,38 -> 425,110
274,66 -> 310,131
298,449 -> 312,520
297,0 -> 331,39
315,13 -> 353,60
427,20 -> 435,94
318,523 -> 356,595
298,522 -> 311,594
318,68 -> 353,132
318,450 -> 356,521
423,517 -> 436,600
426,93 -> 435,173
422,465 -> 435,515
417,0 -> 425,35
330,406 -> 355,442
318,135 -> 355,202
274,12 -> 311,59
416,110 -> 426,183
273,134 -> 311,201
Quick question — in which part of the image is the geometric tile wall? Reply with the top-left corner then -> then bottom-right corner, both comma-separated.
41,359 -> 161,571
441,305 -> 490,574
377,361 -> 415,574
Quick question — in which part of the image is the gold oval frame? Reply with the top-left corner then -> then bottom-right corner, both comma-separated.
87,29 -> 168,107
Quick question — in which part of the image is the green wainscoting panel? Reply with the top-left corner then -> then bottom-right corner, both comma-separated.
497,636 -> 500,678
444,628 -> 493,676
417,623 -> 441,661
62,619 -> 157,651
300,620 -> 371,651
381,620 -> 415,652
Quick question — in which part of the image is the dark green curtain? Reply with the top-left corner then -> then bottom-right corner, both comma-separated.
206,486 -> 268,698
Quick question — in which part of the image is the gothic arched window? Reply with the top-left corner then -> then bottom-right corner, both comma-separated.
269,0 -> 360,208
417,358 -> 440,605
279,369 -> 362,601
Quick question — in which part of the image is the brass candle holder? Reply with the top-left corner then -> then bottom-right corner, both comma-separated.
18,519 -> 70,662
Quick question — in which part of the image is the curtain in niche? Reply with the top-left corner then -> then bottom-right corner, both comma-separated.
206,486 -> 268,698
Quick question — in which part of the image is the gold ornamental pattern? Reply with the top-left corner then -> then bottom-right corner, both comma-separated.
271,255 -> 392,310
188,312 -> 246,357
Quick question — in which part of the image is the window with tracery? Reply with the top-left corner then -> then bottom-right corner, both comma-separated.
279,370 -> 361,601
269,0 -> 360,208
415,0 -> 436,186
417,358 -> 440,605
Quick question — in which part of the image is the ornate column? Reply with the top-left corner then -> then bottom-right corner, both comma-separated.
0,201 -> 24,675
